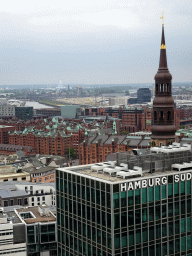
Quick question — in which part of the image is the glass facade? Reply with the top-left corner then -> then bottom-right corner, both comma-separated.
27,223 -> 57,256
56,169 -> 192,256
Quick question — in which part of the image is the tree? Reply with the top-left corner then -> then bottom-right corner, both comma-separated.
122,130 -> 127,135
66,147 -> 76,159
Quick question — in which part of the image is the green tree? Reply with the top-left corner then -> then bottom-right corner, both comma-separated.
66,147 -> 76,159
122,130 -> 127,135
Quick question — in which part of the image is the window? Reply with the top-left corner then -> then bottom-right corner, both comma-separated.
22,177 -> 26,180
39,179 -> 42,182
10,199 -> 14,206
41,190 -> 43,194
18,199 -> 22,205
4,201 -> 8,207
13,178 -> 17,181
42,196 -> 45,201
32,203 -> 34,206
37,197 -> 40,202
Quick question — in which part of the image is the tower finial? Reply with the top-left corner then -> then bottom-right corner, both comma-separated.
160,12 -> 164,25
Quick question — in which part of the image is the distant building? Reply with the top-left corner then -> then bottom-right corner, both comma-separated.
137,88 -> 151,103
77,85 -> 83,97
0,125 -> 15,144
15,205 -> 57,256
128,88 -> 151,104
109,97 -> 128,106
0,208 -> 26,255
61,105 -> 81,118
15,107 -> 33,121
0,165 -> 30,183
0,104 -> 15,116
35,108 -> 61,117
0,181 -> 56,208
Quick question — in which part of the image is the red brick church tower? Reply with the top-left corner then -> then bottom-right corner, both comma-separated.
151,18 -> 176,146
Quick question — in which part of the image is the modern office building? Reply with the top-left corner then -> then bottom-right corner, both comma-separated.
137,88 -> 151,103
56,143 -> 192,256
61,105 -> 81,119
15,107 -> 33,121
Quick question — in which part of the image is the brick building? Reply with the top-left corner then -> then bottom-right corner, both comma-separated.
0,125 -> 15,144
79,134 -> 151,165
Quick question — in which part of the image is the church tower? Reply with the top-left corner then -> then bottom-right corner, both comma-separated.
151,17 -> 176,146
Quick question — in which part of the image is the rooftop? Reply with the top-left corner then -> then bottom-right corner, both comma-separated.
58,142 -> 192,184
16,206 -> 56,224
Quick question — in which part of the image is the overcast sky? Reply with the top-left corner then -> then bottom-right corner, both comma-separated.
0,0 -> 191,85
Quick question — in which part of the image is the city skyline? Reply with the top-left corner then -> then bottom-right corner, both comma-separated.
0,0 -> 191,85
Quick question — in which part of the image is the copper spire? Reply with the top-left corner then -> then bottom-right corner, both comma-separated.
158,23 -> 168,69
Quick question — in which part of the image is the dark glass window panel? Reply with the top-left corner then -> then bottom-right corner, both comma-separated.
162,204 -> 167,218
162,223 -> 167,237
175,220 -> 180,234
129,230 -> 134,246
187,235 -> 192,250
180,181 -> 185,195
169,221 -> 173,236
181,237 -> 186,252
161,185 -> 166,199
136,229 -> 141,244
142,227 -> 148,242
135,189 -> 140,205
168,202 -> 173,217
187,199 -> 191,213
156,224 -> 161,239
143,247 -> 148,256
135,209 -> 141,224
121,212 -> 127,228
155,205 -> 161,220
148,187 -> 154,202
128,210 -> 134,226
174,182 -> 179,196
149,226 -> 154,241
142,188 -> 147,203
101,191 -> 105,207
162,242 -> 167,256
128,191 -> 133,206
168,184 -> 173,197
121,197 -> 126,207
121,233 -> 127,248
187,217 -> 191,232
142,208 -> 147,222
181,200 -> 185,215
155,186 -> 160,201
181,218 -> 186,233
175,201 -> 179,216
187,180 -> 191,194
149,206 -> 154,221
149,245 -> 155,256
114,234 -> 120,249
168,176 -> 173,183
114,213 -> 120,229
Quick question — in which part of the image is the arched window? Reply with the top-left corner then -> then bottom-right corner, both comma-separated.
161,84 -> 163,92
167,111 -> 171,120
154,111 -> 157,121
160,111 -> 164,120
156,84 -> 158,94
167,83 -> 169,92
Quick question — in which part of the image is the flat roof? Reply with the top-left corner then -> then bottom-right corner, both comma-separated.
58,163 -> 192,185
16,206 -> 56,224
